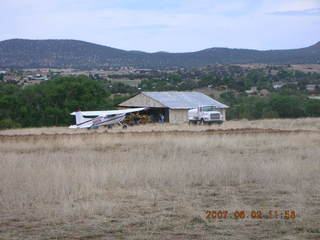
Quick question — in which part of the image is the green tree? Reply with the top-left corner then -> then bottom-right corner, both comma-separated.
270,95 -> 306,118
0,76 -> 114,127
305,99 -> 320,117
0,119 -> 21,130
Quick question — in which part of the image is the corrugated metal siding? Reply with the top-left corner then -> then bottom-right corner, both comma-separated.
169,109 -> 226,123
169,109 -> 188,123
143,92 -> 228,109
119,93 -> 165,108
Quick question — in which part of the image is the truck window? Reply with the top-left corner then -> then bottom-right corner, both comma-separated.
202,106 -> 216,111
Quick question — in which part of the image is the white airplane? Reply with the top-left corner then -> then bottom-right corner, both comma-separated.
69,108 -> 147,129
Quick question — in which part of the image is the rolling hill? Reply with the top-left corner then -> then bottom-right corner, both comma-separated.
0,39 -> 319,69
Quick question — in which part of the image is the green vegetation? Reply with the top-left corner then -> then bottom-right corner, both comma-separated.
0,119 -> 21,130
1,65 -> 320,129
0,76 -> 126,128
220,91 -> 320,120
124,65 -> 320,121
136,67 -> 320,92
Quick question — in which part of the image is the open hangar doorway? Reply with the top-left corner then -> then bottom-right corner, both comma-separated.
144,107 -> 169,123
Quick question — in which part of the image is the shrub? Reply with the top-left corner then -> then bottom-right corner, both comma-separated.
0,119 -> 21,130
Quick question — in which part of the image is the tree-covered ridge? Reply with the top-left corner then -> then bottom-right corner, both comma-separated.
0,39 -> 320,69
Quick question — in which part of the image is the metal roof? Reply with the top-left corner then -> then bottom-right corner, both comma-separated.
142,92 -> 228,109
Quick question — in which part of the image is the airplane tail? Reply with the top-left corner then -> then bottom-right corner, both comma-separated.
75,110 -> 89,125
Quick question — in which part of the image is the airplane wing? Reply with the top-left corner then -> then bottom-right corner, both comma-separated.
70,107 -> 147,117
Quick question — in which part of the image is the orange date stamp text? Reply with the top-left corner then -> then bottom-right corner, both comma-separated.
205,210 -> 297,220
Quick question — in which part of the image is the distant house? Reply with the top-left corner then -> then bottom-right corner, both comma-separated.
119,91 -> 228,123
308,95 -> 320,100
259,89 -> 270,96
245,86 -> 257,94
27,73 -> 48,81
273,83 -> 284,89
306,84 -> 317,91
33,71 -> 49,76
217,85 -> 228,90
33,76 -> 48,81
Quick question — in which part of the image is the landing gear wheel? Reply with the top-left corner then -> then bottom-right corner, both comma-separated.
122,124 -> 128,129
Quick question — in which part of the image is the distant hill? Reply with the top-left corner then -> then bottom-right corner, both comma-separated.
0,39 -> 320,69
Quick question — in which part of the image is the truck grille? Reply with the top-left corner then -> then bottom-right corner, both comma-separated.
210,113 -> 220,120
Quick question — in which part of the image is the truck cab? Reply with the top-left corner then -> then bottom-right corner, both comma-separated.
188,105 -> 224,124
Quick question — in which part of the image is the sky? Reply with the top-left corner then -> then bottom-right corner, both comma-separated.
1,0 -> 319,52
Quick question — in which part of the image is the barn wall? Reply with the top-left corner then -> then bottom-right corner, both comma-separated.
119,93 -> 165,108
169,109 -> 188,123
119,92 -> 228,123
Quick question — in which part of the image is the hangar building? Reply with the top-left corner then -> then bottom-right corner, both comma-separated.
118,91 -> 228,123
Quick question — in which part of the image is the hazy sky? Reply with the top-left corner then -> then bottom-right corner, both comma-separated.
1,0 -> 319,52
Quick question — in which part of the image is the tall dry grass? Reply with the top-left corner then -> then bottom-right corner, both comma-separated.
1,131 -> 319,222
1,117 -> 320,136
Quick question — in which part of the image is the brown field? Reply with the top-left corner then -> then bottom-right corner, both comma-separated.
110,78 -> 141,87
1,118 -> 320,239
234,63 -> 320,73
289,64 -> 320,73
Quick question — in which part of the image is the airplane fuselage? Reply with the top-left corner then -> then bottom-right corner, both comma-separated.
69,107 -> 146,129
69,113 -> 126,129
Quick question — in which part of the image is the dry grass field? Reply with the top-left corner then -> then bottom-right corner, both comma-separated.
1,118 -> 320,239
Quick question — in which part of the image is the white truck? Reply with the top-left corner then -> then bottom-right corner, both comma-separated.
188,106 -> 224,124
